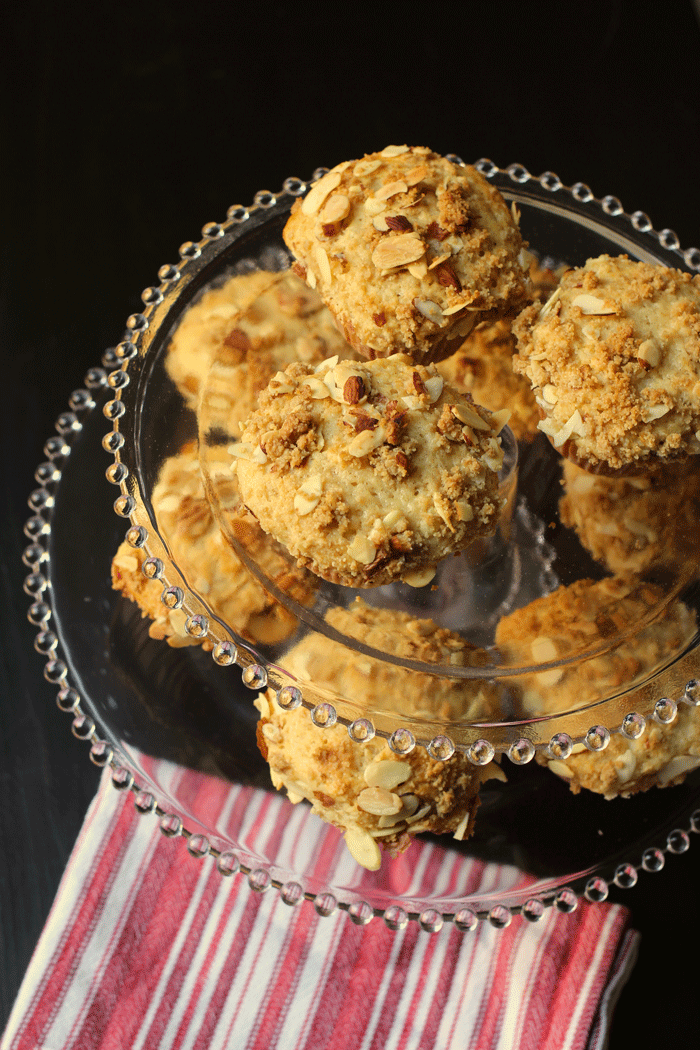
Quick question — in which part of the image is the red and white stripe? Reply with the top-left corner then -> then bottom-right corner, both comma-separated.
1,761 -> 636,1050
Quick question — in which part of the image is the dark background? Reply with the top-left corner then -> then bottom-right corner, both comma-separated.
2,0 -> 700,1042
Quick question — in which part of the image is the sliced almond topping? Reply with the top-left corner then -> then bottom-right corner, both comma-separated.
355,158 -> 382,176
372,233 -> 425,270
293,491 -> 321,516
538,286 -> 562,319
455,500 -> 474,522
301,375 -> 331,399
299,475 -> 323,497
347,534 -> 377,564
452,811 -> 471,841
490,409 -> 512,434
363,760 -> 412,790
369,826 -> 408,838
643,403 -> 671,421
404,164 -> 428,186
301,171 -> 342,216
229,442 -> 268,465
571,293 -> 617,315
348,425 -> 386,457
382,509 -> 403,528
658,755 -> 700,785
482,437 -> 504,473
269,370 -> 295,394
637,339 -> 660,368
542,384 -> 558,404
407,260 -> 428,280
531,636 -> 558,662
511,201 -> 521,226
314,243 -> 332,284
306,268 -> 317,289
364,196 -> 388,216
261,722 -> 281,743
315,355 -> 339,372
372,215 -> 389,232
442,302 -> 468,316
403,566 -> 436,588
344,827 -> 382,870
548,760 -> 574,779
551,409 -> 584,447
405,803 -> 432,825
428,252 -> 452,270
452,404 -> 491,431
357,786 -> 403,816
319,193 -> 350,224
414,298 -> 444,325
253,694 -> 271,718
380,144 -> 409,157
375,179 -> 408,201
420,374 -> 442,403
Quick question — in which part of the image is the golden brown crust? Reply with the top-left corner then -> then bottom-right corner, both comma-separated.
513,255 -> 700,473
233,355 -> 507,587
283,145 -> 529,364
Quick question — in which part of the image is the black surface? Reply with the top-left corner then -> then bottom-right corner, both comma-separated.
2,1 -> 700,1042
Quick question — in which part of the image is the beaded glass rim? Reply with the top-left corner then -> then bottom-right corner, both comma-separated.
99,158 -> 700,769
22,160 -> 700,927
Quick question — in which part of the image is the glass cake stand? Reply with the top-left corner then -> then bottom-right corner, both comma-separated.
23,160 -> 700,929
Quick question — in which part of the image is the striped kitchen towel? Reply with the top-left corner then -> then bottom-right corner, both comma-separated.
1,759 -> 637,1050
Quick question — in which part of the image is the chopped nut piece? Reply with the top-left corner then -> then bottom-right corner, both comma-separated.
344,826 -> 382,870
403,566 -> 437,588
385,215 -> 414,232
347,534 -> 377,564
343,374 -> 366,404
414,299 -> 444,325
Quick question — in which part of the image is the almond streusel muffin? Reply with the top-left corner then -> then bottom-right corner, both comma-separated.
512,254 -> 700,474
233,354 -> 508,587
438,258 -> 561,442
111,444 -> 315,647
283,145 -> 529,364
166,269 -> 353,419
256,600 -> 505,869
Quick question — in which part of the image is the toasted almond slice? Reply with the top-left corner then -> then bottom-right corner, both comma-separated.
405,803 -> 432,825
301,375 -> 331,399
423,375 -> 443,403
269,370 -> 295,394
637,339 -> 660,367
548,760 -> 574,779
301,171 -> 342,216
355,158 -> 382,176
452,811 -> 471,841
357,787 -> 403,816
375,179 -> 408,201
643,403 -> 671,421
348,426 -> 386,457
404,567 -> 436,588
538,286 -> 561,318
345,827 -> 382,869
299,475 -> 323,497
261,722 -> 281,743
428,251 -> 451,270
404,164 -> 428,186
490,408 -> 511,434
293,491 -> 321,516
372,233 -> 425,270
364,760 -> 412,790
314,243 -> 332,284
382,509 -> 404,528
319,193 -> 350,224
452,404 -> 491,431
658,755 -> 700,785
571,293 -> 617,315
414,298 -> 444,324
229,442 -> 267,465
455,500 -> 474,522
306,269 -> 317,289
364,196 -> 387,216
407,259 -> 428,280
531,636 -> 558,662
369,826 -> 408,838
381,144 -> 409,157
372,215 -> 389,232
542,384 -> 558,404
347,534 -> 377,564
442,302 -> 468,316
315,354 -> 339,373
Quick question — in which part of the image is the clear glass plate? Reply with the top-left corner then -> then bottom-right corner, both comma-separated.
29,160 -> 700,926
